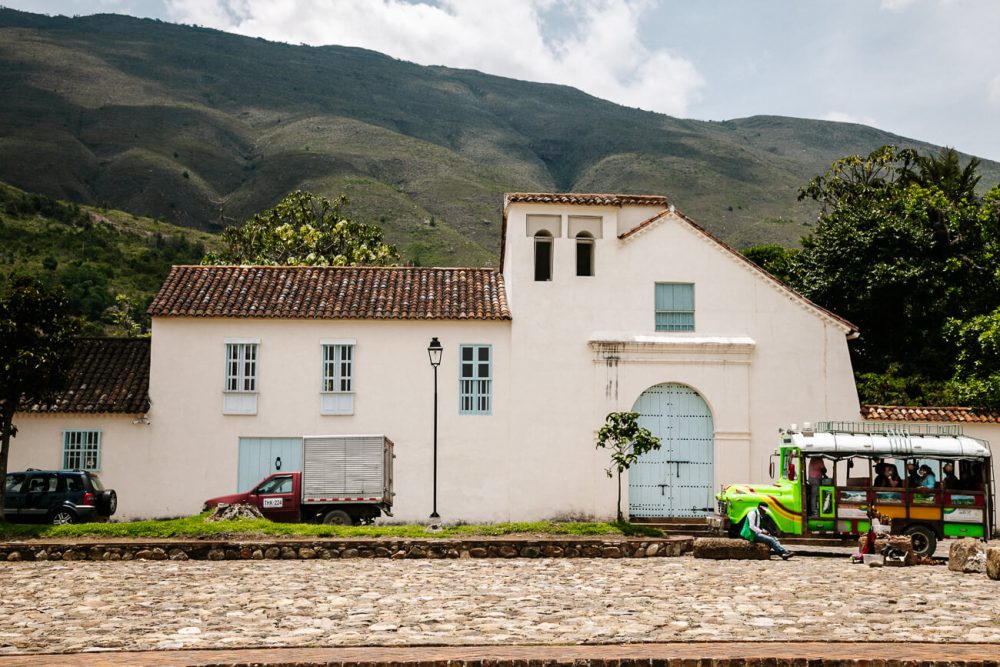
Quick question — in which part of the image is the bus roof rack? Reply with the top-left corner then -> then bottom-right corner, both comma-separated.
816,421 -> 963,437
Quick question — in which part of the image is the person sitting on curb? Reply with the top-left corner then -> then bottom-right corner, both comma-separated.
740,503 -> 793,560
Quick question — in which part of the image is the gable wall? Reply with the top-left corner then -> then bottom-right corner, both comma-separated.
503,203 -> 859,510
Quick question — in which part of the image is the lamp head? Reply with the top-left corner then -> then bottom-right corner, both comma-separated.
427,337 -> 443,367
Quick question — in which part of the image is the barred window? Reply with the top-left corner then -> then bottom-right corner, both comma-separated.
459,345 -> 492,415
225,342 -> 258,392
63,430 -> 101,471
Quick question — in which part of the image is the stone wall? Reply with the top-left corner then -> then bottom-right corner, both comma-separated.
0,536 -> 693,563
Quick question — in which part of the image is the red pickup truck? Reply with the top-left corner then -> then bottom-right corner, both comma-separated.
204,435 -> 394,525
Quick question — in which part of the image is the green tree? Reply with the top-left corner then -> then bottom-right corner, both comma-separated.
791,146 -> 1000,380
202,191 -> 399,266
945,308 -> 1000,408
902,147 -> 981,203
595,411 -> 661,522
0,277 -> 80,518
105,294 -> 145,337
740,243 -> 797,284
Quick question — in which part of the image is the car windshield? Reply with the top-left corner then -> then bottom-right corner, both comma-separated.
87,474 -> 104,491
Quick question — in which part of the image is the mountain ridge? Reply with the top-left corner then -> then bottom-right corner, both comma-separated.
2,7 -> 997,266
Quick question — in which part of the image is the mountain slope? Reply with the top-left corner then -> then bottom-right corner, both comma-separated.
2,8 -> 997,265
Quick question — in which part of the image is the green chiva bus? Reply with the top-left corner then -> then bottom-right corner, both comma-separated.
716,421 -> 994,556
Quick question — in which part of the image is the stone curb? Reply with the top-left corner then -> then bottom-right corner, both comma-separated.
0,536 -> 693,563
0,642 -> 998,667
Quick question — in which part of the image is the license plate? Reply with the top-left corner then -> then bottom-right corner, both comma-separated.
262,498 -> 283,508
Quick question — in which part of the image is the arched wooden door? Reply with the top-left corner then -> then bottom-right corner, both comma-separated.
628,383 -> 714,518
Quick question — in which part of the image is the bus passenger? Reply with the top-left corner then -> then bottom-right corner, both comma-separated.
905,461 -> 920,486
875,464 -> 901,488
917,465 -> 937,488
941,462 -> 959,489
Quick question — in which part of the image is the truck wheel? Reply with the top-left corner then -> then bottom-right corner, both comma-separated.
904,524 -> 937,557
727,518 -> 744,539
321,510 -> 352,526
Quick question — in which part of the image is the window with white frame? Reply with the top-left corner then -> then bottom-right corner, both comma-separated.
225,342 -> 258,391
321,340 -> 355,415
459,344 -> 492,415
224,339 -> 259,415
654,283 -> 695,331
63,430 -> 101,471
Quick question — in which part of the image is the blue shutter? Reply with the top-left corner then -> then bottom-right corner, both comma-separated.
655,283 -> 694,331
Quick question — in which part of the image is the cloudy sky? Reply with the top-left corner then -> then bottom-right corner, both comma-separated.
8,0 -> 1000,160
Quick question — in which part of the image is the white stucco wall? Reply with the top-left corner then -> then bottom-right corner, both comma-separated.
143,318 -> 513,522
6,413 -> 153,517
8,198 -> 864,524
503,202 -> 860,514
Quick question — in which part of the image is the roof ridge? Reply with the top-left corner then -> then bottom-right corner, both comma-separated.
171,265 -> 499,271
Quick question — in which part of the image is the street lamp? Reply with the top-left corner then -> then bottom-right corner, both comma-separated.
427,337 -> 443,519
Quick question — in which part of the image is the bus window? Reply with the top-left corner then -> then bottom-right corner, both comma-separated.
959,461 -> 985,491
940,460 -> 960,490
836,457 -> 870,487
806,456 -> 832,517
873,458 -> 904,488
807,457 -> 830,482
912,459 -> 939,489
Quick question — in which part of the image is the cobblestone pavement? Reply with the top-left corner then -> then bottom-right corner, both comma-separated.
1,556 -> 998,655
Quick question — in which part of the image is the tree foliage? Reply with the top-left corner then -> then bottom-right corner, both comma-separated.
789,145 -> 1000,407
741,243 -> 798,285
595,411 -> 661,522
0,276 -> 80,517
202,191 -> 399,267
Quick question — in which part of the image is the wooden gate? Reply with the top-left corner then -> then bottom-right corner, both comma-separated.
629,383 -> 714,518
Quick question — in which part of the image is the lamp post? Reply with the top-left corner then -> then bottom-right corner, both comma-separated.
427,337 -> 443,519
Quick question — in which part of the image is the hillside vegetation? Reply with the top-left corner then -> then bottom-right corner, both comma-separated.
0,180 -> 218,333
2,8 -> 999,266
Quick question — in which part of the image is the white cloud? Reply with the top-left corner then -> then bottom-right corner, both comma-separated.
164,0 -> 704,117
821,111 -> 877,127
880,0 -> 919,10
989,74 -> 1000,109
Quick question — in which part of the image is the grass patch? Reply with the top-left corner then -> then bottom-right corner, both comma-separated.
0,516 -> 663,540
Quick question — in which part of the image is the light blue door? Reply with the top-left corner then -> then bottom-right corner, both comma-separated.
237,438 -> 303,492
629,383 -> 714,518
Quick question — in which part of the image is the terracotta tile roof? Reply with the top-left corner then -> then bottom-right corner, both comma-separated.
862,404 -> 1000,424
148,266 -> 512,320
505,192 -> 669,208
19,338 -> 150,414
618,208 -> 671,241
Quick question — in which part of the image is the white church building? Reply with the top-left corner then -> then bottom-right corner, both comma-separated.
11,193 -> 863,521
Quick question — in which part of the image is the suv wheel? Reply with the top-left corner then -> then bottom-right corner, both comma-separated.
50,510 -> 77,525
98,490 -> 118,516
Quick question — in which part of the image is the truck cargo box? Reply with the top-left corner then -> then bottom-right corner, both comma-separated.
301,435 -> 393,506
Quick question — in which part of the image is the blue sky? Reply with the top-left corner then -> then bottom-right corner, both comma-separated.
7,0 -> 1000,161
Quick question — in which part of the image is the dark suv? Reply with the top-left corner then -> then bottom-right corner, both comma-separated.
3,470 -> 117,524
